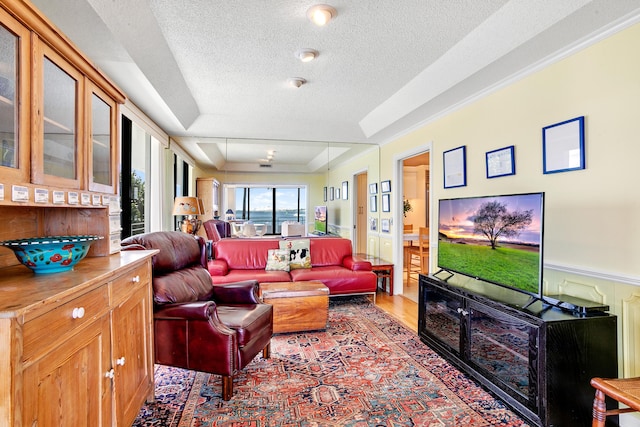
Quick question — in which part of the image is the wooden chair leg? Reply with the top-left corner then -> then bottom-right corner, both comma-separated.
592,389 -> 607,427
222,375 -> 233,401
263,342 -> 271,359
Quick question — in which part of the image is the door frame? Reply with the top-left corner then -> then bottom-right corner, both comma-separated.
392,142 -> 432,296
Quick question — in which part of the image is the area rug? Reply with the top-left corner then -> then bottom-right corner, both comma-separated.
133,297 -> 529,426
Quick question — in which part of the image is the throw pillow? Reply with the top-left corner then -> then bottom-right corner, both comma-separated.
279,239 -> 311,270
265,249 -> 290,271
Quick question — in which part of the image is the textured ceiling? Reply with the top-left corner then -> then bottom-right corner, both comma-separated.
30,0 -> 640,172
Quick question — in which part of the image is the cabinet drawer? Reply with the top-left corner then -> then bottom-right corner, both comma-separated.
23,286 -> 110,362
111,263 -> 150,304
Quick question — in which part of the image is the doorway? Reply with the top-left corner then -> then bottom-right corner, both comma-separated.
394,148 -> 431,302
355,172 -> 368,254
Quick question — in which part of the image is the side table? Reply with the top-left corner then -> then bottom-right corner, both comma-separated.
356,253 -> 394,296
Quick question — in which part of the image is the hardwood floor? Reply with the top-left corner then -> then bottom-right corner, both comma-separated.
374,291 -> 418,332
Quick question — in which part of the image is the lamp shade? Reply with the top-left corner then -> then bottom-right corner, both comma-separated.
173,197 -> 203,216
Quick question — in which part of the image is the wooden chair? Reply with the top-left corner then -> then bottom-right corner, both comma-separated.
405,227 -> 429,284
591,377 -> 640,426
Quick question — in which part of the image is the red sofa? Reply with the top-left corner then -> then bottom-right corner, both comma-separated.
208,237 -> 377,298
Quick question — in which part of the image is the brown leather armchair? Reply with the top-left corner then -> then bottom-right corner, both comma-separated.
121,231 -> 273,400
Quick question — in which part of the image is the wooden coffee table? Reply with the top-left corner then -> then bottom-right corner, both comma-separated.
258,281 -> 329,333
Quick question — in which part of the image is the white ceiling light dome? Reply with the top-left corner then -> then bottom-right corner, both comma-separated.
296,49 -> 319,63
287,77 -> 306,88
307,4 -> 337,26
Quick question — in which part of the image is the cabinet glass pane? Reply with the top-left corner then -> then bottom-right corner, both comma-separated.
468,305 -> 532,397
0,24 -> 17,168
91,93 -> 111,185
422,286 -> 461,353
43,57 -> 76,179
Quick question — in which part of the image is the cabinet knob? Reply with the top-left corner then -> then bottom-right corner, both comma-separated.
72,307 -> 85,319
105,369 -> 115,379
116,357 -> 126,366
132,275 -> 140,283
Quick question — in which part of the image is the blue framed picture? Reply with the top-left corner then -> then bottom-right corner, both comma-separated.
486,145 -> 515,178
542,116 -> 585,174
443,145 -> 466,188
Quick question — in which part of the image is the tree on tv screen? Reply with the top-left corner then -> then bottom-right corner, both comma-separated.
472,201 -> 533,249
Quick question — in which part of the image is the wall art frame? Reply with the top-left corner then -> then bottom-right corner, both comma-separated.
381,193 -> 390,212
381,180 -> 391,193
370,195 -> 377,212
342,181 -> 348,200
486,145 -> 515,178
542,116 -> 585,174
381,218 -> 390,233
443,145 -> 467,188
369,183 -> 378,194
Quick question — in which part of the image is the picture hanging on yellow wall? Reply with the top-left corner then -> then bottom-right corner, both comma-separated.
443,145 -> 467,188
486,145 -> 515,178
542,116 -> 585,174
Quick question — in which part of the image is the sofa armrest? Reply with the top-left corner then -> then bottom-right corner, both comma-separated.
343,256 -> 372,271
207,259 -> 229,276
211,280 -> 261,304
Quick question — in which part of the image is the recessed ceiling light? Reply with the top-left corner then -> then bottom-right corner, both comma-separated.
296,49 -> 318,63
307,4 -> 337,26
288,77 -> 306,88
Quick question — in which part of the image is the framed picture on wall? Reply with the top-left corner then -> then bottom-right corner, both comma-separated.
323,186 -> 327,202
370,195 -> 377,212
369,183 -> 378,194
543,116 -> 585,174
382,193 -> 390,212
381,218 -> 390,233
443,145 -> 467,188
381,180 -> 391,193
329,187 -> 334,201
486,145 -> 515,178
335,188 -> 340,199
342,181 -> 348,200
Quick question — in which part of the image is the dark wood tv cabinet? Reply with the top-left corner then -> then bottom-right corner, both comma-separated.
418,274 -> 618,427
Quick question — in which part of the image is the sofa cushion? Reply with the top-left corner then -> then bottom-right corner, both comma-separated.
211,269 -> 291,285
265,249 -> 290,271
279,239 -> 311,269
214,238 -> 280,270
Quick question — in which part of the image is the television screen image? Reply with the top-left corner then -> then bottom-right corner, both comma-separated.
314,206 -> 327,234
437,192 -> 544,297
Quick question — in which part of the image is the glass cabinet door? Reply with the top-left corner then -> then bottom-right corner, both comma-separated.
420,284 -> 463,357
467,301 -> 537,410
88,83 -> 116,192
0,9 -> 29,182
32,39 -> 84,189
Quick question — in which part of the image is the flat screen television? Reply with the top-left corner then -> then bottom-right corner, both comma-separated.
314,206 -> 327,234
436,192 -> 544,298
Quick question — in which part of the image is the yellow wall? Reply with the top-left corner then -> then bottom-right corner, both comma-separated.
373,22 -> 640,385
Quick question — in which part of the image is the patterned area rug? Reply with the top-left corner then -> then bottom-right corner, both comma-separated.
134,297 -> 529,426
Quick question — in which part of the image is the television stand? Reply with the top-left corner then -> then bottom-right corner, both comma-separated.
418,274 -> 618,426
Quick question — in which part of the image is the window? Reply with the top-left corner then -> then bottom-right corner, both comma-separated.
230,186 -> 306,235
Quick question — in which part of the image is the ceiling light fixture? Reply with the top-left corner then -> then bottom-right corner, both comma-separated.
307,4 -> 337,26
288,77 -> 306,88
296,48 -> 318,63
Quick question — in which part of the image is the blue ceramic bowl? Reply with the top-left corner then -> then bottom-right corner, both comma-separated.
1,235 -> 103,274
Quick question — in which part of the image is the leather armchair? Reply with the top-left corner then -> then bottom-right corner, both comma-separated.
121,231 -> 273,400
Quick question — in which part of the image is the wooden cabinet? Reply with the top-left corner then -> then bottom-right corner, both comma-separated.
0,0 -> 126,263
419,274 -> 618,427
0,250 -> 156,426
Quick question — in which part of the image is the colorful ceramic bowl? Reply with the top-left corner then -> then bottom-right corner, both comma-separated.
1,235 -> 103,274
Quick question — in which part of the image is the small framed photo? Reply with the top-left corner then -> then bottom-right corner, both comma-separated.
370,218 -> 377,231
323,186 -> 327,202
369,183 -> 378,194
381,218 -> 390,233
543,116 -> 585,174
342,181 -> 348,200
335,188 -> 340,199
329,187 -> 334,201
486,145 -> 515,178
381,193 -> 390,212
443,145 -> 467,188
370,195 -> 377,212
381,180 -> 391,193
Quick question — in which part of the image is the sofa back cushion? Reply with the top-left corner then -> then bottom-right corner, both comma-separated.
214,238 -> 280,270
121,231 -> 213,304
307,237 -> 353,267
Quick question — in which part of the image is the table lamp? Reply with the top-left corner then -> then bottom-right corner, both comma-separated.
173,196 -> 203,234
